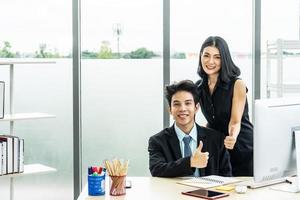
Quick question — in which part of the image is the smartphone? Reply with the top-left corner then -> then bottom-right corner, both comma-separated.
182,189 -> 229,199
125,180 -> 132,189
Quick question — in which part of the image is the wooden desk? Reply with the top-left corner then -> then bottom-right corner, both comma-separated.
77,177 -> 300,200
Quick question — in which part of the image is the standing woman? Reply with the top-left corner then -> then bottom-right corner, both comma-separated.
196,36 -> 253,176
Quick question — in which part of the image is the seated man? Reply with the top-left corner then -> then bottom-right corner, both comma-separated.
148,80 -> 232,177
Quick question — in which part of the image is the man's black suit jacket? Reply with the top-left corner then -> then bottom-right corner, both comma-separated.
148,124 -> 232,177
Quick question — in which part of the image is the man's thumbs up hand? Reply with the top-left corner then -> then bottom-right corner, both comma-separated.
190,141 -> 209,168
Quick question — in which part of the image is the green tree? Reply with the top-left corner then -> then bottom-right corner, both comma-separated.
81,50 -> 98,59
124,47 -> 155,59
0,41 -> 15,58
98,41 -> 112,59
171,52 -> 186,59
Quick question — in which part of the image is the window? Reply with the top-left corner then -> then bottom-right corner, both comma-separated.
170,0 -> 253,122
81,0 -> 163,183
0,0 -> 73,199
261,0 -> 300,98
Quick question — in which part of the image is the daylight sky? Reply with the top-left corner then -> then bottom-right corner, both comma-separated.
0,0 -> 299,54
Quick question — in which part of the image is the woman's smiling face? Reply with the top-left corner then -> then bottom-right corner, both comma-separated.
201,46 -> 221,76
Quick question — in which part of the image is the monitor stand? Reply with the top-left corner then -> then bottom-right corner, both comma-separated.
245,177 -> 287,189
269,128 -> 300,193
270,177 -> 299,192
244,128 -> 300,192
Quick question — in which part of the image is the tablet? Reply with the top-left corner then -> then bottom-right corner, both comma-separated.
182,189 -> 229,199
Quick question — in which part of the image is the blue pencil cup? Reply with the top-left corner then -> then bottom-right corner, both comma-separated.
88,175 -> 105,196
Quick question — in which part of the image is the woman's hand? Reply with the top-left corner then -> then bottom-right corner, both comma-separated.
225,124 -> 239,149
224,134 -> 237,149
225,79 -> 246,150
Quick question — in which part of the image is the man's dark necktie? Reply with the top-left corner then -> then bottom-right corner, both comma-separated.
183,136 -> 192,157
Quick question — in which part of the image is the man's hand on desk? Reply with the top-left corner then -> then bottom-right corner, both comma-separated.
190,141 -> 209,168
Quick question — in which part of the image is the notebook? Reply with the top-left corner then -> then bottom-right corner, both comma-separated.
177,175 -> 242,189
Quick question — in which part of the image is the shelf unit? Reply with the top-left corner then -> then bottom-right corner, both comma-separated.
266,39 -> 300,97
0,60 -> 56,200
0,113 -> 55,121
3,164 -> 56,178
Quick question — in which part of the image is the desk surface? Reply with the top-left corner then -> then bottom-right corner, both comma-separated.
77,177 -> 300,200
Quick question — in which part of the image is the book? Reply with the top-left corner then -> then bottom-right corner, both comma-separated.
0,136 -> 13,174
1,140 -> 7,174
0,81 -> 4,119
0,141 -> 2,175
177,175 -> 242,189
13,136 -> 19,173
0,135 -> 24,175
19,139 -> 24,173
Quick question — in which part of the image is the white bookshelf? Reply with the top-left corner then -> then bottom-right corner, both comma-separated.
0,60 -> 56,200
3,164 -> 56,178
266,39 -> 300,97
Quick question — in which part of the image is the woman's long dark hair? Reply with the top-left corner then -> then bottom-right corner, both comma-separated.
197,36 -> 240,83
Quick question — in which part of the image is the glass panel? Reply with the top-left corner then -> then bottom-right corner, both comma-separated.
261,0 -> 300,98
170,0 -> 253,122
81,0 -> 163,185
0,0 -> 73,199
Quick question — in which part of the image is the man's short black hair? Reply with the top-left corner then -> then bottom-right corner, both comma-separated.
165,80 -> 200,107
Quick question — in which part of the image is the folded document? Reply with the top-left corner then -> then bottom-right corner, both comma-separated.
177,175 -> 241,189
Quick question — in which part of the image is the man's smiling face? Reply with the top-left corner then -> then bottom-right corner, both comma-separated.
169,91 -> 199,133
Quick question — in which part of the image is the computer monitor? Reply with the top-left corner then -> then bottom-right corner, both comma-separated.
254,97 -> 300,191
